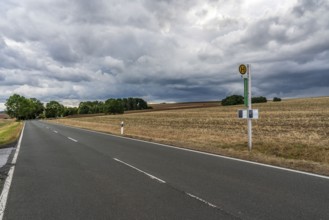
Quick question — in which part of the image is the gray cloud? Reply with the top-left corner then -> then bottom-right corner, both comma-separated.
0,0 -> 328,110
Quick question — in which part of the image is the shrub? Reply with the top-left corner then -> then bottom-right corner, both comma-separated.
273,97 -> 282,102
221,95 -> 244,106
252,96 -> 267,103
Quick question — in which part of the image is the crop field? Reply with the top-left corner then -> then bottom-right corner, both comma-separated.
53,97 -> 329,175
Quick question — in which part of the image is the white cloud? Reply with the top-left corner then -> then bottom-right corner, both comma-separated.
0,0 -> 328,111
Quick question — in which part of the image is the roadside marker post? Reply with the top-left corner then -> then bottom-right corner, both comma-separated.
121,121 -> 124,135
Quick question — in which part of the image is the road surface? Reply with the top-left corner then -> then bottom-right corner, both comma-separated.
3,120 -> 329,219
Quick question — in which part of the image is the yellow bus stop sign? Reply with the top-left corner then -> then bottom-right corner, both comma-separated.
239,64 -> 247,75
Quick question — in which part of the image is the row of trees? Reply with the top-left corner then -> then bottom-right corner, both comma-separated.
5,94 -> 149,120
221,95 -> 280,106
77,98 -> 149,115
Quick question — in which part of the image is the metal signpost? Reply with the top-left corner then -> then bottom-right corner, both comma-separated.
238,64 -> 257,151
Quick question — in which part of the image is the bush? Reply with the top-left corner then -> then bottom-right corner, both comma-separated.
273,97 -> 282,102
252,96 -> 267,103
221,95 -> 244,106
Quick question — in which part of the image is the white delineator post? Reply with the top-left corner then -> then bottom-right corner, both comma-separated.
121,121 -> 124,135
247,64 -> 252,151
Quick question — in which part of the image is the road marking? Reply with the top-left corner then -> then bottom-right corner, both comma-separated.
53,130 -> 58,133
67,137 -> 78,142
186,193 -> 217,208
0,123 -> 25,219
113,158 -> 166,183
112,137 -> 329,180
42,122 -> 329,180
108,135 -> 329,180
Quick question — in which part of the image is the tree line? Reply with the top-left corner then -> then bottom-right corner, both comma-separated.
5,94 -> 150,120
221,95 -> 282,106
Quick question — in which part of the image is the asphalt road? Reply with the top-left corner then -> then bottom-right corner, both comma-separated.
3,120 -> 329,219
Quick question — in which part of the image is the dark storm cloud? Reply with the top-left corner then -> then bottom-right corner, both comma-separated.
0,0 -> 328,110
256,69 -> 329,95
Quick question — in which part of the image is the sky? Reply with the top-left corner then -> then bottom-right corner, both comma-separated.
0,0 -> 328,110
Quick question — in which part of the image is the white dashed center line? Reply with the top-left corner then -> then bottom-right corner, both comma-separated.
186,193 -> 218,208
67,137 -> 78,142
113,158 -> 166,183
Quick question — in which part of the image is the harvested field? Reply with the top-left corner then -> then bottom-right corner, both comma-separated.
52,97 -> 329,175
149,101 -> 219,110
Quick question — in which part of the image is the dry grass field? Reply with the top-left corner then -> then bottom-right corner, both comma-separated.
53,97 -> 329,175
0,119 -> 23,147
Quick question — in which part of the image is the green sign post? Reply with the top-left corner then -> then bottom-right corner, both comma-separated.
244,78 -> 248,107
239,64 -> 253,151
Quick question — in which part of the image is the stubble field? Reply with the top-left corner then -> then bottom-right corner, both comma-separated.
53,97 -> 329,175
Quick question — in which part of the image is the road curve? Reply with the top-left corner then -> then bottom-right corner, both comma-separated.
3,120 -> 329,219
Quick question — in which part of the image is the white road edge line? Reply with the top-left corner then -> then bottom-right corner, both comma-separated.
113,158 -> 166,184
0,122 -> 25,220
186,193 -> 217,209
67,137 -> 78,142
43,122 -> 329,180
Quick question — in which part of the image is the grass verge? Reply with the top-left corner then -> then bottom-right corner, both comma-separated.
0,119 -> 22,194
0,119 -> 23,147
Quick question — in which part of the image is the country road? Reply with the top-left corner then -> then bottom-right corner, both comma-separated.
2,120 -> 329,219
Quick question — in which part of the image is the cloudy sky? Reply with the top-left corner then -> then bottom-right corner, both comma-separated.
0,0 -> 328,110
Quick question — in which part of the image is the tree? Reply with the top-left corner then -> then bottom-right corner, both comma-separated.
5,94 -> 24,119
273,97 -> 282,102
5,94 -> 44,120
63,107 -> 78,117
45,101 -> 64,118
104,99 -> 124,114
135,98 -> 148,110
78,101 -> 105,114
122,98 -> 129,110
128,97 -> 136,110
29,98 -> 45,118
221,95 -> 244,106
252,96 -> 267,103
122,98 -> 148,111
90,101 -> 105,113
78,102 -> 91,114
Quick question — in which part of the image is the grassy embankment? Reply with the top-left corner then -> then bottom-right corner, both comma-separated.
0,119 -> 23,147
53,97 -> 329,176
0,119 -> 22,192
